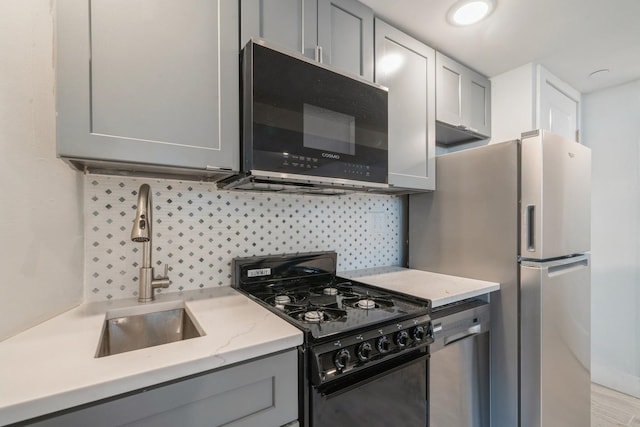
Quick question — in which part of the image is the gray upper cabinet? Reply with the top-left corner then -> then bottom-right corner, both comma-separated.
436,52 -> 491,143
240,0 -> 318,58
56,0 -> 239,177
317,0 -> 374,80
374,19 -> 435,191
241,0 -> 374,80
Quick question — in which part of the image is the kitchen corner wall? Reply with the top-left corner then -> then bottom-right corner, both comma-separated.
84,176 -> 403,302
0,0 -> 84,341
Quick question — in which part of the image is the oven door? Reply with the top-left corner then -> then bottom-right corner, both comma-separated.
310,351 -> 427,427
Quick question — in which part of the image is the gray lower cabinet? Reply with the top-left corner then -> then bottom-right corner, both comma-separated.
56,0 -> 239,177
374,19 -> 436,191
31,349 -> 298,427
435,52 -> 491,144
241,0 -> 374,80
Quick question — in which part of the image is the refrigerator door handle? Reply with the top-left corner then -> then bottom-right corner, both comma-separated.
526,205 -> 536,252
547,256 -> 590,277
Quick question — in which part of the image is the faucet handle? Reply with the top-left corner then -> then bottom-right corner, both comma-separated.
151,264 -> 171,290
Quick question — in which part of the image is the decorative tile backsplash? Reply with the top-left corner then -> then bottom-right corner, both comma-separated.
84,175 -> 403,301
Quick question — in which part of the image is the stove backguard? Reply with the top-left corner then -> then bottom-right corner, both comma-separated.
233,251 -> 338,291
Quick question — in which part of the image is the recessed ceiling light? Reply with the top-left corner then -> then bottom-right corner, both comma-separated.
447,0 -> 495,26
588,69 -> 610,79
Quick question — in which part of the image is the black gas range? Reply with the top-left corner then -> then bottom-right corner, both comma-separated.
233,251 -> 433,427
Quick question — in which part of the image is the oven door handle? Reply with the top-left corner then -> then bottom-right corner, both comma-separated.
316,351 -> 428,399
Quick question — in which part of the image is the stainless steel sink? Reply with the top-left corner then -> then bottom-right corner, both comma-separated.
96,301 -> 204,358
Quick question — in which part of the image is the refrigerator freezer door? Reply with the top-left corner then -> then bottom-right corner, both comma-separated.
520,130 -> 591,260
520,255 -> 591,427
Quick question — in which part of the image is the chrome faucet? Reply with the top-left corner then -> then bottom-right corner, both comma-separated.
131,184 -> 170,303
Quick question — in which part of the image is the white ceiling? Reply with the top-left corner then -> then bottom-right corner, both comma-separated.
360,0 -> 640,93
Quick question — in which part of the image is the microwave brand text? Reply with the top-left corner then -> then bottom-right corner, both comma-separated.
322,153 -> 341,160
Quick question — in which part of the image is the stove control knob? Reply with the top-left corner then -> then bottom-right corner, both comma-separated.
394,330 -> 410,348
376,336 -> 391,353
334,349 -> 351,370
356,342 -> 373,361
412,325 -> 426,342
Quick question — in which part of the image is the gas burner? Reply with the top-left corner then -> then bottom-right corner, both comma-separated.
264,292 -> 306,309
273,295 -> 292,310
290,307 -> 347,323
304,310 -> 324,322
343,295 -> 396,310
309,283 -> 354,296
275,295 -> 292,305
357,299 -> 376,310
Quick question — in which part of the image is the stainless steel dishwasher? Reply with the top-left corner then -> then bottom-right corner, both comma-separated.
429,299 -> 490,427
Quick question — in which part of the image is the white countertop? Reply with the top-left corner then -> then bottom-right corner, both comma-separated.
0,287 -> 303,426
341,267 -> 500,308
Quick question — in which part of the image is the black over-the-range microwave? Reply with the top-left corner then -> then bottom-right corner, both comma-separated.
219,39 -> 389,193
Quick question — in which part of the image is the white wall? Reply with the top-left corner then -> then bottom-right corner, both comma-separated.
583,79 -> 640,398
0,0 -> 84,341
490,63 -> 536,143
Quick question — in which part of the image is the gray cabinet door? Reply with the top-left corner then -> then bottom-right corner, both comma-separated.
317,0 -> 374,80
467,68 -> 491,137
375,19 -> 435,191
240,0 -> 318,59
241,0 -> 373,80
56,0 -> 239,173
436,52 -> 491,138
31,349 -> 299,427
436,52 -> 465,128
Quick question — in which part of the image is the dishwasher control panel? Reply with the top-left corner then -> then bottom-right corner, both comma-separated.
430,299 -> 490,353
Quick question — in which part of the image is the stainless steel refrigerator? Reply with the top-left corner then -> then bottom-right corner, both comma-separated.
409,130 -> 591,427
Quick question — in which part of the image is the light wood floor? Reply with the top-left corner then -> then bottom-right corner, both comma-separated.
593,383 -> 640,426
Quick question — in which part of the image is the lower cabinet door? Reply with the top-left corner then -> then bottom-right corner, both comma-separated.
31,349 -> 298,427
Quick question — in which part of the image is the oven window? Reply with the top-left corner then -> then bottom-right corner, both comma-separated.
311,357 -> 426,427
303,103 -> 356,156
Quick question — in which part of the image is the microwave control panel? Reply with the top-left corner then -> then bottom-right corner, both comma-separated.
281,153 -> 372,179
